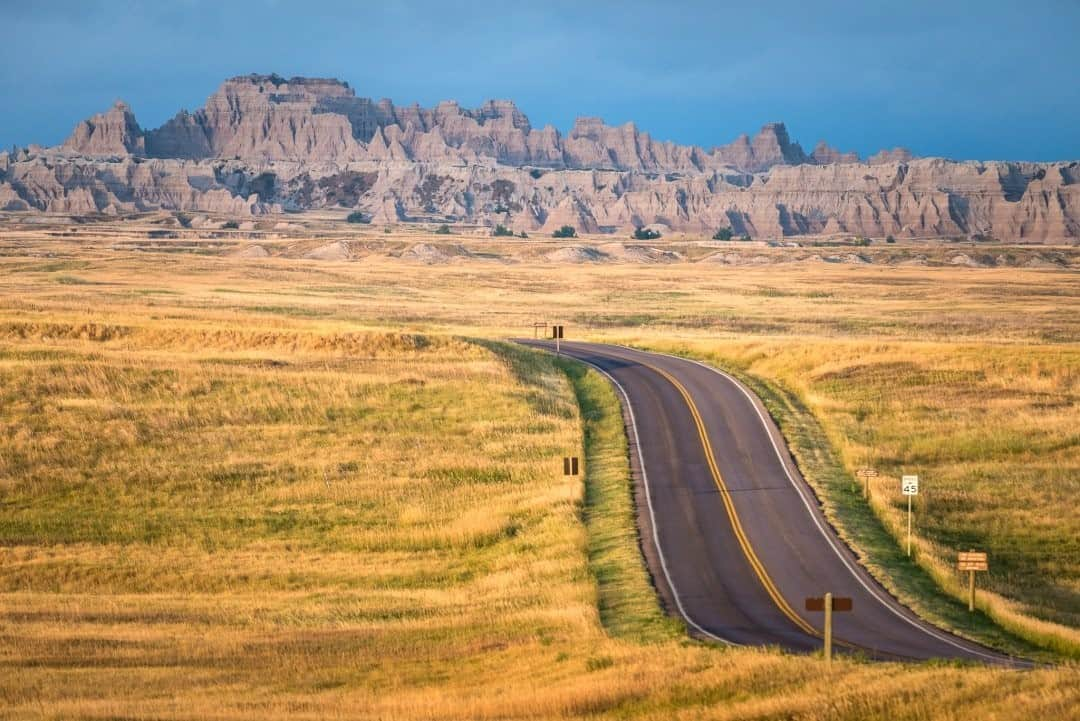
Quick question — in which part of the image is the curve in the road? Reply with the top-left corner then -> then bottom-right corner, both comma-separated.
520,339 -> 1023,665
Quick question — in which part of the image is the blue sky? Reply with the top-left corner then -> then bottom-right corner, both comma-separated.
2,0 -> 1078,161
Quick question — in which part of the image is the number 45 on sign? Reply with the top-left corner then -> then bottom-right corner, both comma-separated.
902,475 -> 919,495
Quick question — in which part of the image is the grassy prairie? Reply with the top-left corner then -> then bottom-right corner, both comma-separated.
0,232 -> 1078,717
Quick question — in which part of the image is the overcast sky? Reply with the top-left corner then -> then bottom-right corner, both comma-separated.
2,0 -> 1078,161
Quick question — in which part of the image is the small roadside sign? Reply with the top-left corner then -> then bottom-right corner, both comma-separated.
804,593 -> 851,664
805,596 -> 853,612
551,324 -> 564,354
957,551 -> 988,572
957,550 -> 989,611
901,475 -> 919,495
902,475 -> 919,556
856,467 -> 878,498
563,456 -> 579,476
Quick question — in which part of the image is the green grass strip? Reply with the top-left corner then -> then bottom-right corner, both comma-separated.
556,357 -> 685,643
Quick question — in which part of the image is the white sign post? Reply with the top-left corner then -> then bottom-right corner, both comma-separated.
902,475 -> 919,556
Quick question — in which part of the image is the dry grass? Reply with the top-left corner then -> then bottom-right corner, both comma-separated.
0,230 -> 1077,718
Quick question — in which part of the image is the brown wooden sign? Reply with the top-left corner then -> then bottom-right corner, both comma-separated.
805,596 -> 852,612
957,551 -> 988,572
563,457 -> 579,476
552,325 -> 564,339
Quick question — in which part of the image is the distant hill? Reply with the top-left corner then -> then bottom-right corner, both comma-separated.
2,74 -> 1077,240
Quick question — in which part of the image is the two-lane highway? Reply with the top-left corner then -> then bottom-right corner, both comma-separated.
521,340 -> 1020,664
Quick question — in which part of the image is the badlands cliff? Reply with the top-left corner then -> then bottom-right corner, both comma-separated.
1,74 -> 1077,240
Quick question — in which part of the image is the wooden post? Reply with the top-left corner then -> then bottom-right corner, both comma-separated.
957,550 -> 987,612
906,494 -> 912,557
823,592 -> 833,665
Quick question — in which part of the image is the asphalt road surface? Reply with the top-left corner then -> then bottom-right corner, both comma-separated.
520,340 -> 1023,664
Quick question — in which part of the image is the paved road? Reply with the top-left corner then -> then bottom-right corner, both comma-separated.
521,340 -> 1023,664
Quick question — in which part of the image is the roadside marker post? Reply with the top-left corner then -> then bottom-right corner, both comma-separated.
856,467 -> 878,499
805,594 -> 852,664
901,475 -> 919,556
551,324 -> 564,355
957,550 -> 988,612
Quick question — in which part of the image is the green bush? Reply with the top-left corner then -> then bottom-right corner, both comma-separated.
739,234 -> 752,242
518,231 -> 528,239
492,224 -> 514,237
346,211 -> 370,224
632,227 -> 661,241
552,225 -> 577,239
712,227 -> 734,241
886,235 -> 896,244
222,220 -> 240,230
434,224 -> 451,235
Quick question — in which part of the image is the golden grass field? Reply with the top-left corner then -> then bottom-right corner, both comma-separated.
0,226 -> 1078,719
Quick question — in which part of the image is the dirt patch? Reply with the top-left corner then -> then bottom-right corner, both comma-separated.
543,245 -> 611,263
700,252 -> 774,265
303,241 -> 351,261
397,243 -> 474,264
598,243 -> 681,263
1024,255 -> 1065,269
231,244 -> 270,259
949,253 -> 990,268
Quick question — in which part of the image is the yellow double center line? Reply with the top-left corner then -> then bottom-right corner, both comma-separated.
649,363 -> 820,639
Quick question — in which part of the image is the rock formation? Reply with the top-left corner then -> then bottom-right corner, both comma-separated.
62,100 -> 145,156
810,141 -> 860,165
2,74 -> 1078,241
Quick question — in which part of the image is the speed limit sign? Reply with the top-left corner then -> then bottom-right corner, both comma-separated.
902,475 -> 919,496
902,475 -> 919,556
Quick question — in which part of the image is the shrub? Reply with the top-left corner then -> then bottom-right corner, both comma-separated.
434,224 -> 451,235
552,225 -> 577,239
632,227 -> 661,240
886,235 -> 896,244
739,234 -> 752,242
712,227 -> 734,241
492,224 -> 514,237
222,220 -> 240,230
518,231 -> 528,239
346,211 -> 370,224
855,236 -> 872,247
383,226 -> 392,234
529,168 -> 544,179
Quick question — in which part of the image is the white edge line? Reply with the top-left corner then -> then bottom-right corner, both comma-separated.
638,346 -> 1008,663
544,346 -> 739,646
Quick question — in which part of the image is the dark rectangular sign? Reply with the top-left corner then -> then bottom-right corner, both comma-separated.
552,325 -> 564,339
957,551 -> 988,571
805,597 -> 852,612
563,457 -> 579,476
